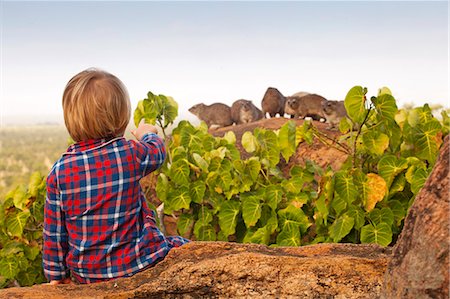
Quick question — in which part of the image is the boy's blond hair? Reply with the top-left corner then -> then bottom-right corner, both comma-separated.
62,68 -> 131,142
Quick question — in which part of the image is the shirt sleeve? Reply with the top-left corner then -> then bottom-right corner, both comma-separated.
42,167 -> 70,281
133,132 -> 166,178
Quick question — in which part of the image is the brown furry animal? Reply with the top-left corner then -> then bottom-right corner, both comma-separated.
231,99 -> 263,124
261,87 -> 286,118
285,94 -> 327,120
188,103 -> 233,128
291,91 -> 310,98
322,100 -> 347,129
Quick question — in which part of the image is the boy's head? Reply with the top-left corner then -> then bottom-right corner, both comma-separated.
62,68 -> 131,142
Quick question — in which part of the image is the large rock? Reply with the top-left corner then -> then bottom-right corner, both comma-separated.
382,136 -> 449,298
0,242 -> 390,299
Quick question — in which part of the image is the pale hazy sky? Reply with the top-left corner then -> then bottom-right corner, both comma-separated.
1,1 -> 449,126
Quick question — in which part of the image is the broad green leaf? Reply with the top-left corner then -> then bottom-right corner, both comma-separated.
242,195 -> 262,228
364,173 -> 387,212
23,245 -> 40,261
190,181 -> 206,204
180,127 -> 204,152
278,205 -> 311,234
223,131 -> 236,144
246,158 -> 261,182
389,174 -> 406,196
389,200 -> 406,226
410,167 -> 428,195
369,207 -> 394,226
378,155 -> 408,189
242,131 -> 259,153
286,192 -> 309,209
329,214 -> 354,242
0,258 -> 19,279
378,87 -> 392,96
265,185 -> 283,211
372,94 -> 398,122
259,205 -> 278,233
192,153 -> 209,173
362,131 -> 389,156
347,206 -> 365,230
414,120 -> 442,165
166,188 -> 191,213
28,172 -> 43,197
344,86 -> 367,124
244,226 -> 271,245
334,172 -> 358,204
290,166 -> 314,183
339,117 -> 353,134
331,193 -> 347,216
361,223 -> 392,247
177,214 -> 194,236
279,120 -> 297,162
196,225 -> 216,241
13,185 -> 28,211
218,200 -> 241,237
276,226 -> 301,246
194,206 -> 213,236
156,174 -> 169,202
314,195 -> 329,225
169,159 -> 190,186
16,270 -> 37,287
5,210 -> 30,237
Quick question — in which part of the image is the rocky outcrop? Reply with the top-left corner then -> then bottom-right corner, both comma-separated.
382,136 -> 449,298
0,242 -> 390,299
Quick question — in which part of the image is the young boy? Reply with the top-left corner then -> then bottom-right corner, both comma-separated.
43,68 -> 188,284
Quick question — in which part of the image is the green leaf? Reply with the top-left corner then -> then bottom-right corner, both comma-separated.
16,270 -> 38,287
279,120 -> 297,162
242,131 -> 259,153
414,120 -> 442,165
0,258 -> 19,279
278,205 -> 311,234
347,206 -> 365,230
259,205 -> 278,233
361,223 -> 392,246
372,94 -> 398,122
362,131 -> 389,156
344,86 -> 367,124
241,195 -> 262,228
329,214 -> 354,242
218,200 -> 241,237
281,176 -> 304,194
378,155 -> 408,189
331,193 -> 347,216
369,208 -> 394,226
339,117 -> 353,134
192,153 -> 209,173
389,200 -> 406,226
166,188 -> 191,213
276,226 -> 301,246
169,159 -> 190,186
5,210 -> 30,237
28,172 -> 44,198
314,195 -> 329,226
23,245 -> 40,261
177,214 -> 194,236
265,185 -> 283,211
246,158 -> 261,182
196,225 -> 216,241
190,181 -> 206,204
223,131 -> 236,145
378,87 -> 392,96
156,173 -> 169,202
409,167 -> 428,195
244,226 -> 271,245
334,172 -> 358,204
13,185 -> 28,211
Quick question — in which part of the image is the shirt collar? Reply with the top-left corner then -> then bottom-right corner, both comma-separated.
65,137 -> 122,154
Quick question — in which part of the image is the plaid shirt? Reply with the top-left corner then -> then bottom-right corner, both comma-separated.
43,133 -> 188,283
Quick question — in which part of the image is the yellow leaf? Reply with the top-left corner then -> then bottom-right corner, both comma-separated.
365,173 -> 387,211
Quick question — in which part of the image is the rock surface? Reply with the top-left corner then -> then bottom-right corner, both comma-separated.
0,242 -> 390,299
382,136 -> 449,299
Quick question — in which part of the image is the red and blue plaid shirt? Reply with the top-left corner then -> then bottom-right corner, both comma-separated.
43,133 -> 188,283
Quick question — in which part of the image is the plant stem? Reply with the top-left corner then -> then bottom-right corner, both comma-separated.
352,105 -> 372,168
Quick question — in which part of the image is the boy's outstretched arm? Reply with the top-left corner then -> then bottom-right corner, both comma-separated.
43,169 -> 70,282
131,123 -> 166,177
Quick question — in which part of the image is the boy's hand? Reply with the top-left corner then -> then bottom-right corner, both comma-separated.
131,123 -> 158,141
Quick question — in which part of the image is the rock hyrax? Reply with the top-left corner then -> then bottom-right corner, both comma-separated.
322,100 -> 347,129
188,103 -> 233,128
231,99 -> 263,125
291,91 -> 310,98
261,87 -> 286,118
285,94 -> 327,120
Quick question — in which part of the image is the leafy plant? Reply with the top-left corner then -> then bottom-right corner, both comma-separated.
0,172 -> 46,288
